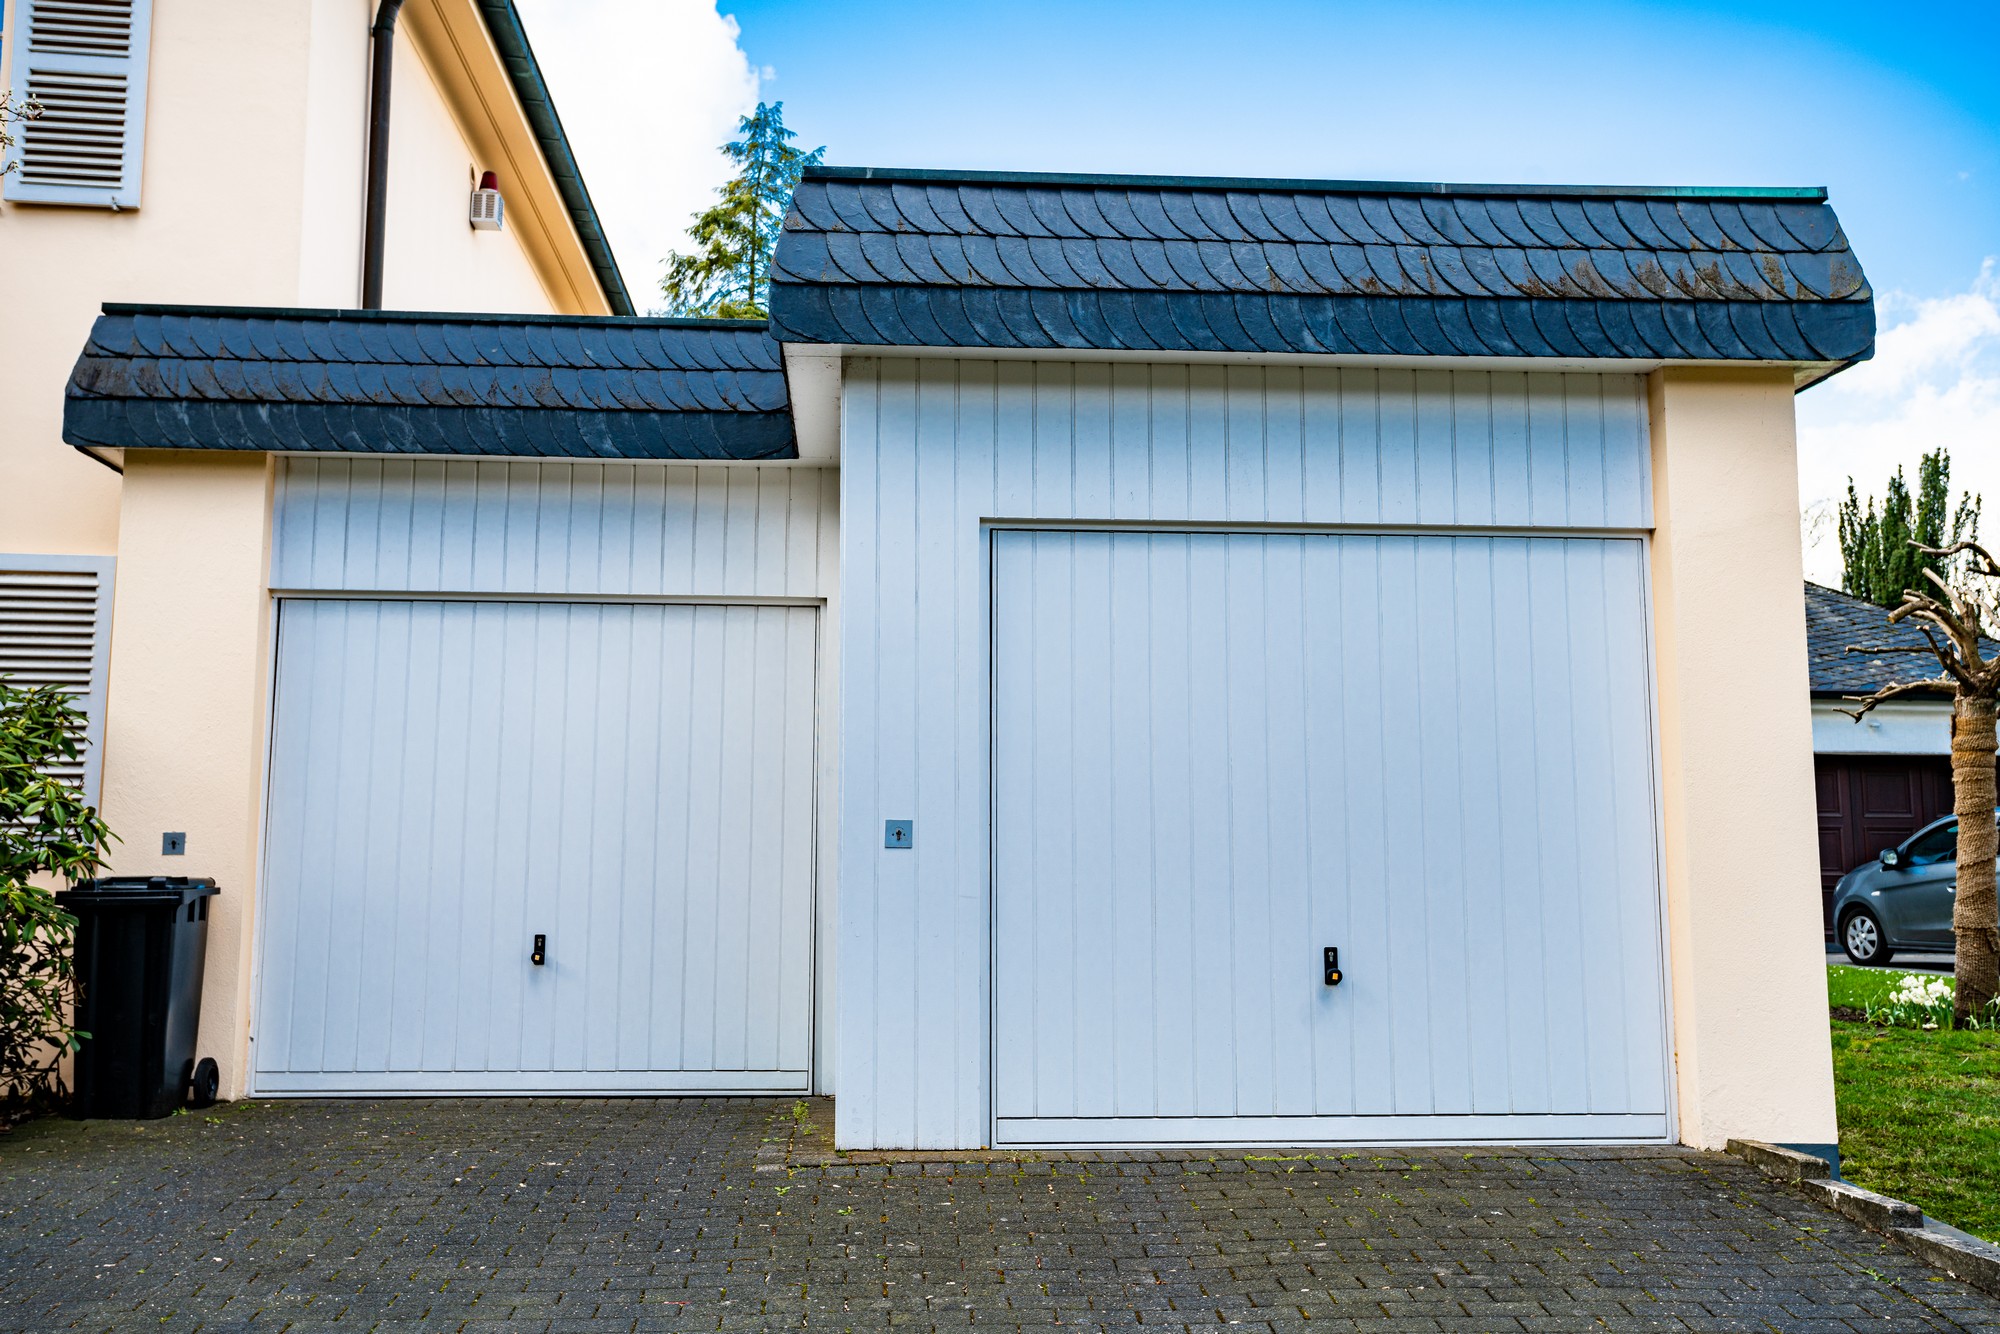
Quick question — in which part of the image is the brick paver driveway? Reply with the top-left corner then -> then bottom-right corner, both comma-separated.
2,1098 -> 1997,1332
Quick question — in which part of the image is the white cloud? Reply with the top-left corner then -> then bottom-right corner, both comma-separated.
1796,260 -> 2000,584
513,0 -> 760,308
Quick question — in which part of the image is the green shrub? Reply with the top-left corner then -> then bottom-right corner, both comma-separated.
1,678 -> 115,1113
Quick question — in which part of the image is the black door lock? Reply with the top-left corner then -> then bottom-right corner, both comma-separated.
1323,946 -> 1342,986
531,934 -> 546,966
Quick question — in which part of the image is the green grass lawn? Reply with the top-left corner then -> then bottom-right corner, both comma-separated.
1826,966 -> 2000,1241
1825,963 -> 1931,1012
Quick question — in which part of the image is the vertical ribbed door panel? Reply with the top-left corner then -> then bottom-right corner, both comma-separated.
256,599 -> 817,1094
991,530 -> 1668,1145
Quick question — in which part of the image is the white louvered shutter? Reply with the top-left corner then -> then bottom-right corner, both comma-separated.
0,557 -> 115,806
3,0 -> 153,208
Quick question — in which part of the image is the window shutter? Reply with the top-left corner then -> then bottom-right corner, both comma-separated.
2,0 -> 152,208
0,556 -> 115,807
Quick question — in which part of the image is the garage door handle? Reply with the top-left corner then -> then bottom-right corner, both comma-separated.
531,934 -> 546,966
1323,946 -> 1342,986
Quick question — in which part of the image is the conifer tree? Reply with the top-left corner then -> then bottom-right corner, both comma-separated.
660,103 -> 823,319
1839,448 -> 1981,606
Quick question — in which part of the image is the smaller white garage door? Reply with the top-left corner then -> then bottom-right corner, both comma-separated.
992,529 -> 1670,1146
255,599 -> 817,1094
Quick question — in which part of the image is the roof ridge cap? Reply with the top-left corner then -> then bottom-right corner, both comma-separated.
801,164 -> 1829,202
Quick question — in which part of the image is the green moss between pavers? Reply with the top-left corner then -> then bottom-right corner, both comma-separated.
1830,1010 -> 2000,1242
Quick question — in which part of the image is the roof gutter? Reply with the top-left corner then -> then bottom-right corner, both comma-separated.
361,0 -> 406,310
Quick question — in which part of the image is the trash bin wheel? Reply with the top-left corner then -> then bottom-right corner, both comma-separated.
187,1058 -> 220,1110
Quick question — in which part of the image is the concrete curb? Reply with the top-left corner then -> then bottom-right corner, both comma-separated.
1726,1139 -> 2000,1299
1802,1176 -> 1922,1232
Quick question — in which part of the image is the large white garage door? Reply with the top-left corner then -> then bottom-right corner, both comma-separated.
256,599 -> 817,1094
992,530 -> 1669,1146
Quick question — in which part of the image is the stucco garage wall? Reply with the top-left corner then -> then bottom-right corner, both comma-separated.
97,451 -> 278,1103
1646,367 -> 1837,1151
835,357 -> 1654,1150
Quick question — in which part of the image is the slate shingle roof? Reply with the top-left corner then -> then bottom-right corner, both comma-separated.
63,305 -> 795,461
1804,581 -> 1983,697
769,167 -> 1874,365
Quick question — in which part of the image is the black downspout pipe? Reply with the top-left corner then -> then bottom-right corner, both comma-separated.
360,0 -> 406,309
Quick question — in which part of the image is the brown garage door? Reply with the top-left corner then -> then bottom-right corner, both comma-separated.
1814,755 -> 1953,936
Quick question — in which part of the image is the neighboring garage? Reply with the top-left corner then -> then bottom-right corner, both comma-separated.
1805,581 -> 1972,935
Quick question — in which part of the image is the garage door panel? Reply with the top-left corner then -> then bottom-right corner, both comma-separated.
993,529 -> 1668,1144
257,599 -> 816,1094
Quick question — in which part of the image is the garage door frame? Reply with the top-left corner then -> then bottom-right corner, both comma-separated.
249,589 -> 827,1098
984,521 -> 1678,1149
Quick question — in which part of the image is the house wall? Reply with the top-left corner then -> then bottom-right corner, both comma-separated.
1,0 -> 603,558
0,1 -> 322,557
133,456 -> 838,1100
834,357 -> 1655,1150
1646,366 -> 1837,1151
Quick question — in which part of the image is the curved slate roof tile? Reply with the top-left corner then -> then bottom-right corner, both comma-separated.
769,168 -> 1873,365
64,306 -> 794,460
889,181 -> 949,235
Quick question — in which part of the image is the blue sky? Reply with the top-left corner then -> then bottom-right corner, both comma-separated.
525,1 -> 1999,580
728,0 -> 1997,301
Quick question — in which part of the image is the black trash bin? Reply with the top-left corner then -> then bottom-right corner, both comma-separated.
55,877 -> 221,1119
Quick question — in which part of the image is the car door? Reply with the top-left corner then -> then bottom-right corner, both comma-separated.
1882,821 -> 1957,947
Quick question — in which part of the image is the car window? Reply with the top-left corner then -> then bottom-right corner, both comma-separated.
1905,822 -> 1959,867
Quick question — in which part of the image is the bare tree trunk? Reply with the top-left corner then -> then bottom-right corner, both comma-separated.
1952,693 -> 2000,1024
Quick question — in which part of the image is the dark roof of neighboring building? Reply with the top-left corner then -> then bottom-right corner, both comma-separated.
476,0 -> 633,315
768,166 -> 1874,367
62,305 -> 793,461
1804,580 -> 1982,698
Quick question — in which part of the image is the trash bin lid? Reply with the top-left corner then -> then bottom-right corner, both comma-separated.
57,876 -> 220,906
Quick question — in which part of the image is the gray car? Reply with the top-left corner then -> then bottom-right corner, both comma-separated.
1831,813 -> 1982,964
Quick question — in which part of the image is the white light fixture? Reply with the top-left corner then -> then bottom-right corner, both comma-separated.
470,170 -> 504,231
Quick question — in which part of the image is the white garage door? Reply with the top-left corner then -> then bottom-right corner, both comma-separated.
255,599 -> 817,1094
992,530 -> 1669,1146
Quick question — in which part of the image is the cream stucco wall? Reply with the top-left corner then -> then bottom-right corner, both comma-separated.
0,1 -> 323,556
1648,366 -> 1838,1150
383,6 -> 560,313
95,451 -> 277,1100
1,0 -> 604,559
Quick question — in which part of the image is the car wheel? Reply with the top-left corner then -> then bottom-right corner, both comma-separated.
1841,908 -> 1893,966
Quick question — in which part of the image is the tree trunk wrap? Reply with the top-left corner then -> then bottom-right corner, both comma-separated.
1952,693 -> 2000,1021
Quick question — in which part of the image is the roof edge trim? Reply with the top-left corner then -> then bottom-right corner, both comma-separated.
97,302 -> 764,330
802,164 -> 1828,201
